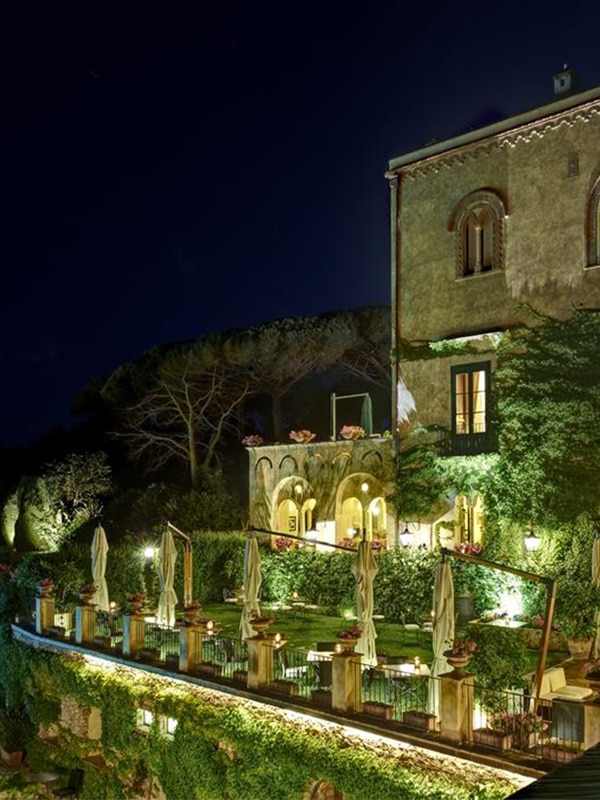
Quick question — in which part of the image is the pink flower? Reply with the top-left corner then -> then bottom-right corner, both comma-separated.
242,434 -> 264,447
339,425 -> 366,441
289,429 -> 316,444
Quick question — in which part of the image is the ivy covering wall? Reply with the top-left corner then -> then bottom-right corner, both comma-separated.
2,634 -> 521,800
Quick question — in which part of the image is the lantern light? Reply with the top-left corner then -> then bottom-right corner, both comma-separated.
524,527 -> 541,553
399,526 -> 413,547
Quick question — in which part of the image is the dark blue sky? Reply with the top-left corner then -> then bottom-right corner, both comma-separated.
2,2 -> 600,447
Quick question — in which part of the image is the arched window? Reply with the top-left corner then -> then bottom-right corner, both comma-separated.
449,189 -> 507,278
586,173 -> 600,268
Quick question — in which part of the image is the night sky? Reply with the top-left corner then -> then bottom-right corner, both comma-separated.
2,2 -> 600,447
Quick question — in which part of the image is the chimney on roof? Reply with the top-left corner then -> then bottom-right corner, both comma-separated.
553,64 -> 579,97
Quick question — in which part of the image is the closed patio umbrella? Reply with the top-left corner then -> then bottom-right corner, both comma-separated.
360,394 -> 373,437
353,539 -> 378,667
239,534 -> 262,641
157,528 -> 178,628
427,560 -> 455,719
91,523 -> 110,611
592,533 -> 600,658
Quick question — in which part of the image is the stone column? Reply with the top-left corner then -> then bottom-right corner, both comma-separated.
122,614 -> 146,657
247,637 -> 276,691
332,653 -> 362,714
440,673 -> 474,744
179,625 -> 203,672
35,596 -> 55,635
75,606 -> 97,645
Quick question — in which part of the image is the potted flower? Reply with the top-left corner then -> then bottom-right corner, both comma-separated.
444,636 -> 477,673
336,625 -> 362,651
555,578 -> 600,659
37,578 -> 54,598
183,599 -> 202,623
248,613 -> 275,637
475,711 -> 546,751
289,429 -> 316,444
273,537 -> 296,550
79,583 -> 98,605
241,434 -> 264,447
339,425 -> 366,441
123,591 -> 145,615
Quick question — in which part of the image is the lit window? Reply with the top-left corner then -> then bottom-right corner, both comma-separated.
165,717 -> 178,735
452,363 -> 489,435
136,708 -> 154,730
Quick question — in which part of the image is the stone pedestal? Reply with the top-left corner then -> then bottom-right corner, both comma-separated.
332,653 -> 361,714
35,596 -> 55,635
75,605 -> 97,645
440,673 -> 473,744
247,637 -> 276,691
122,614 -> 145,657
179,625 -> 204,672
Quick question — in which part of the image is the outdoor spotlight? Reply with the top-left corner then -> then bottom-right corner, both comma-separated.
399,526 -> 413,547
361,482 -> 369,493
294,483 -> 303,496
523,528 -> 541,553
143,546 -> 155,559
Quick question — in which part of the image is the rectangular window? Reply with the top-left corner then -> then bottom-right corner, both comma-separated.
452,363 -> 489,435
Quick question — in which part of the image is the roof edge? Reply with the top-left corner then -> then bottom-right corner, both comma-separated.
387,85 -> 600,173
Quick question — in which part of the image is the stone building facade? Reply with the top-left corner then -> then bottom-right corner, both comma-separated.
385,68 -> 600,546
246,437 -> 396,548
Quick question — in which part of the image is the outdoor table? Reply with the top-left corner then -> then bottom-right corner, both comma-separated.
383,662 -> 431,707
307,649 -> 334,688
480,619 -> 527,628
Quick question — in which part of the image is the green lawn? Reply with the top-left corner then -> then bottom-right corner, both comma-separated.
201,603 -> 567,671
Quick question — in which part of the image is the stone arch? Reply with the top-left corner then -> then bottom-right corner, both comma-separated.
449,188 -> 507,277
334,472 -> 384,543
271,475 -> 315,540
278,454 -> 299,475
586,170 -> 600,267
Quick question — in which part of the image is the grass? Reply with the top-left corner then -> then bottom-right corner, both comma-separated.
200,603 -> 568,672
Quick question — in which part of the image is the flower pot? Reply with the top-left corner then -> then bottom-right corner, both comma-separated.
473,729 -> 513,751
444,651 -> 472,675
184,609 -> 199,623
250,620 -> 272,636
541,743 -> 581,763
402,710 -> 436,731
79,593 -> 95,606
336,637 -> 358,652
363,701 -> 394,720
567,638 -> 593,660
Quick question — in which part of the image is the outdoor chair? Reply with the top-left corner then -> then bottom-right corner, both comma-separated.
399,615 -> 422,646
277,648 -> 309,680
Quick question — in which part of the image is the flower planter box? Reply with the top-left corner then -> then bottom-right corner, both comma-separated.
472,729 -> 513,751
402,710 -> 436,731
137,647 -> 160,662
165,654 -> 180,670
541,744 -> 582,763
233,669 -> 248,684
310,689 -> 332,708
363,701 -> 394,721
271,679 -> 299,696
196,662 -> 223,678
